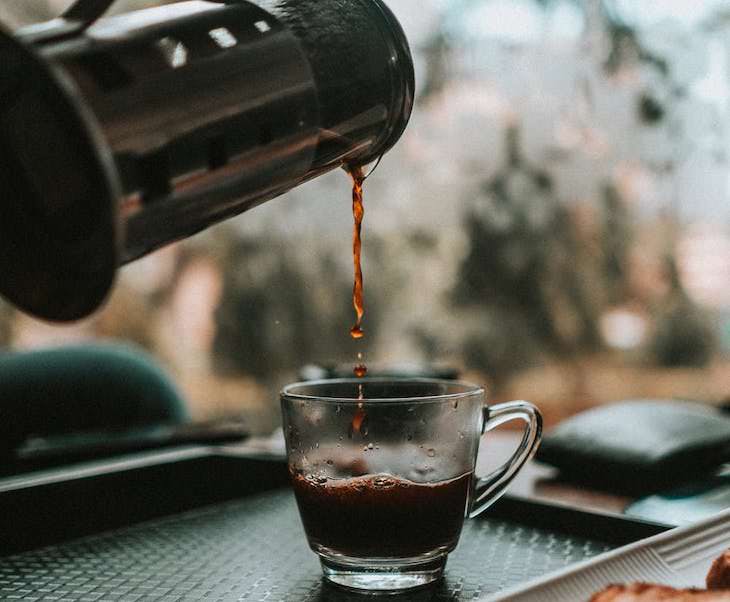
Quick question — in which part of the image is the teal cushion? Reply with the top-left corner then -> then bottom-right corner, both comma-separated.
0,344 -> 189,455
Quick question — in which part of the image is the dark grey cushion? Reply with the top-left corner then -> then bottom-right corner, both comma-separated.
536,400 -> 730,494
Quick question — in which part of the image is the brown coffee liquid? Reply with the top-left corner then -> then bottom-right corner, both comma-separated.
346,166 -> 367,425
348,165 -> 366,340
292,471 -> 472,558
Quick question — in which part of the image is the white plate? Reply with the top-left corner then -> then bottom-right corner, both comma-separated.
481,507 -> 730,601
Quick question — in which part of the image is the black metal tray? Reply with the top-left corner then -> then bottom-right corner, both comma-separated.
0,447 -> 671,601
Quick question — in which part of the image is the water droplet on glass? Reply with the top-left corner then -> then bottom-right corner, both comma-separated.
338,435 -> 343,441
452,400 -> 458,409
458,431 -> 465,439
326,459 -> 333,465
406,433 -> 413,441
315,442 -> 319,448
419,418 -> 426,425
336,405 -> 342,414
407,407 -> 415,413
363,446 -> 368,452
413,465 -> 435,477
427,448 -> 436,458
367,443 -> 374,450
315,475 -> 327,484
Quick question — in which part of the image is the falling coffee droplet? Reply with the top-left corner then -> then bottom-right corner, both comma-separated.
354,363 -> 367,378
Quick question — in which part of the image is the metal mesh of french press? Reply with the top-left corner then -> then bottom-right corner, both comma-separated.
0,488 -> 613,601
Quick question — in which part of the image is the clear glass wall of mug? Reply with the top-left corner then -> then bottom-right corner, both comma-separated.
281,378 -> 542,593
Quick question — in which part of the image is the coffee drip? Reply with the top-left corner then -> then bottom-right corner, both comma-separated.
346,165 -> 369,409
349,165 -> 366,341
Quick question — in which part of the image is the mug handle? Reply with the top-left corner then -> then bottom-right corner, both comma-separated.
469,400 -> 543,518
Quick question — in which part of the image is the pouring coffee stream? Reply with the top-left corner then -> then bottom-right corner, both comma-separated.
348,164 -> 366,342
346,163 -> 369,412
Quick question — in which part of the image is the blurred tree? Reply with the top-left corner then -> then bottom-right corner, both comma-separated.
649,255 -> 716,367
453,124 -> 603,383
212,235 -> 381,381
599,184 -> 633,305
418,29 -> 452,103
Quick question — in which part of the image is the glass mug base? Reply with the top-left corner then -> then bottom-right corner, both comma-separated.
320,553 -> 447,592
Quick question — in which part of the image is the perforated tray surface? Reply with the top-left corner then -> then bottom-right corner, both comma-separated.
0,487 -> 630,601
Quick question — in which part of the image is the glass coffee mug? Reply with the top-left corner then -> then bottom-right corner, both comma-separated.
281,378 -> 542,593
